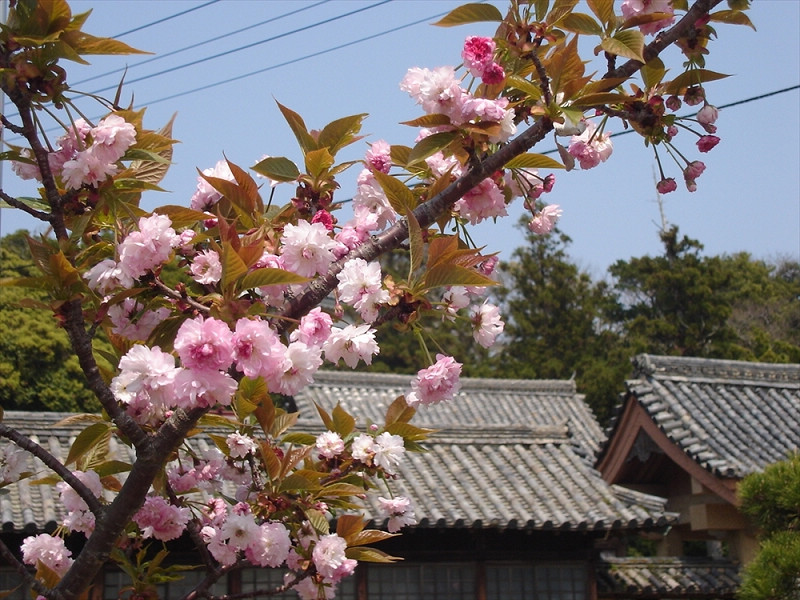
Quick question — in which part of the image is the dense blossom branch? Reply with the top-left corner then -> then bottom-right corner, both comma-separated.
0,424 -> 104,516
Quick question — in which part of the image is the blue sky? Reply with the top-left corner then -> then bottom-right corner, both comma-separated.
2,0 -> 798,275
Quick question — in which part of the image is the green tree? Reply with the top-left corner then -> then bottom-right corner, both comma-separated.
607,226 -> 800,362
0,231 -> 103,412
738,454 -> 800,600
492,225 -> 629,423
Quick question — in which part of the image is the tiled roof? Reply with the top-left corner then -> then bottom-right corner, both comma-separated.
620,354 -> 800,478
596,555 -> 741,598
0,372 -> 674,534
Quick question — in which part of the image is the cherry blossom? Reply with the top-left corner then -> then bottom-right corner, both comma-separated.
280,220 -> 340,277
378,496 -> 417,532
21,534 -> 73,576
134,496 -> 190,542
406,354 -> 463,407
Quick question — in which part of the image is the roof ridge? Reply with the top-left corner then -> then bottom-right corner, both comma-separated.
633,354 -> 800,384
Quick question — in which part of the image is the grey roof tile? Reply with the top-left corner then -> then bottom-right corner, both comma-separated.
1,372 -> 673,534
620,355 -> 800,478
597,555 -> 741,597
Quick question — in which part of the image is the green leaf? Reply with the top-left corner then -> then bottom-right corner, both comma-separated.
545,0 -> 580,26
251,156 -> 300,182
620,12 -> 674,32
282,432 -> 317,446
560,12 -> 603,35
372,170 -> 415,216
221,243 -> 249,295
65,422 -> 111,466
332,404 -> 356,436
407,131 -> 459,165
349,529 -> 397,547
128,113 -> 176,187
317,113 -> 367,156
400,114 -> 453,128
433,3 -> 503,26
640,56 -> 666,90
663,69 -> 730,95
505,153 -> 565,170
239,268 -> 308,291
710,9 -> 755,29
276,101 -> 317,154
384,395 -> 416,427
385,422 -> 436,442
315,403 -> 335,431
601,30 -> 645,63
569,91 -> 630,108
304,148 -> 335,178
92,460 -> 132,477
278,473 -> 317,493
345,546 -> 400,563
63,30 -> 149,56
305,508 -> 330,535
587,0 -> 614,28
423,264 -> 498,290
153,205 -> 212,227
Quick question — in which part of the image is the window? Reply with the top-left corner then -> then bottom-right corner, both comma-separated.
0,570 -> 29,600
367,562 -> 475,600
103,569 -> 227,599
240,568 -> 356,599
486,563 -> 587,600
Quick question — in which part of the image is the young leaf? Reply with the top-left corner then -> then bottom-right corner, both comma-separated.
423,264 -> 498,291
640,56 -> 667,90
332,404 -> 356,436
505,153 -> 565,170
251,156 -> 300,182
317,113 -> 368,156
385,395 -> 416,428
587,0 -> 614,28
220,242 -> 249,296
65,422 -> 112,467
345,546 -> 400,563
407,131 -> 459,165
560,12 -> 603,36
336,514 -> 366,543
276,101 -> 317,154
372,170 -> 415,216
600,30 -> 645,63
406,210 -> 424,278
710,9 -> 755,30
433,3 -> 503,26
304,147 -> 336,178
238,268 -> 309,291
663,69 -> 730,95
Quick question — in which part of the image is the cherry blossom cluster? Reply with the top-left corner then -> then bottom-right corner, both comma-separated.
11,114 -> 136,190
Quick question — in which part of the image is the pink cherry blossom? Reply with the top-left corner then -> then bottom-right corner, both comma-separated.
406,354 -> 463,408
191,159 -> 235,211
0,444 -> 27,483
372,432 -> 405,474
684,160 -> 706,180
108,298 -> 170,342
316,431 -> 345,459
312,534 -> 352,580
190,249 -> 222,285
174,316 -> 234,372
365,139 -> 392,174
568,121 -> 613,169
84,258 -> 133,295
336,258 -> 390,323
134,496 -> 190,542
274,341 -> 323,396
378,496 -> 417,532
323,324 -> 380,368
227,432 -> 258,459
280,220 -> 340,277
352,170 -> 397,232
117,214 -> 178,280
621,0 -> 675,35
528,204 -> 563,234
454,178 -> 507,225
290,307 -> 333,347
21,534 -> 73,576
462,36 -> 495,78
351,433 -> 376,463
400,65 -> 465,120
173,367 -> 237,410
111,345 -> 180,426
470,302 -> 504,348
481,62 -> 506,85
245,522 -> 292,568
232,318 -> 288,379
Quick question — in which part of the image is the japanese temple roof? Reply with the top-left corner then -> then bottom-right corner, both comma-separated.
0,371 -> 675,534
596,555 -> 741,598
602,354 -> 800,479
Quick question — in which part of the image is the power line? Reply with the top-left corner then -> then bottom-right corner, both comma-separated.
72,1 -> 330,88
86,1 -> 391,98
109,0 -> 222,38
137,8 -> 455,107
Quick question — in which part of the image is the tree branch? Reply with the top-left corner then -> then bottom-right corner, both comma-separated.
0,424 -> 103,516
0,190 -> 51,221
606,0 -> 726,80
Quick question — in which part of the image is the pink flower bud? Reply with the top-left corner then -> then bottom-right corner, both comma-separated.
543,174 -> 556,193
683,86 -> 705,106
697,135 -> 720,153
665,95 -> 682,111
481,62 -> 506,85
684,160 -> 706,180
656,178 -> 678,194
696,104 -> 719,126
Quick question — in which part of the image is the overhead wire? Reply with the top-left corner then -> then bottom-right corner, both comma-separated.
109,0 -> 222,38
85,0 -> 392,98
72,0 -> 331,88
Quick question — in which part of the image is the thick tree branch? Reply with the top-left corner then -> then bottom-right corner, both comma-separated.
52,406 -> 207,600
0,190 -> 51,221
606,0 -> 725,80
279,117 -> 554,328
0,424 -> 104,516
